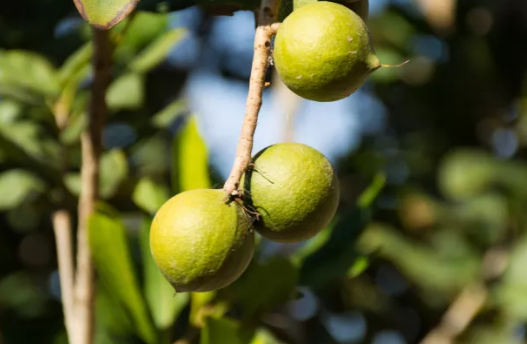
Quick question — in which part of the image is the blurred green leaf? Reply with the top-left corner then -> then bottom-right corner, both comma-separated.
0,272 -> 46,318
0,50 -> 59,99
88,211 -> 157,344
359,224 -> 479,295
438,149 -> 496,201
130,28 -> 187,73
140,217 -> 189,329
229,256 -> 298,318
113,12 -> 169,63
99,149 -> 129,199
106,72 -> 145,111
60,110 -> 86,145
172,116 -> 211,192
0,170 -> 45,211
58,42 -> 92,85
200,317 -> 251,344
300,173 -> 385,289
0,100 -> 22,123
0,120 -> 59,163
95,281 -> 136,340
151,99 -> 187,129
73,0 -> 139,29
346,255 -> 370,278
133,178 -> 170,214
251,329 -> 287,344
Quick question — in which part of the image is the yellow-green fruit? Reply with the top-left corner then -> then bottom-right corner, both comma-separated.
243,143 -> 340,243
150,189 -> 254,292
273,1 -> 381,102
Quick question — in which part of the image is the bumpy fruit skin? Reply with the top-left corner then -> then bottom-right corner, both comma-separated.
243,143 -> 340,243
273,1 -> 380,102
150,189 -> 254,292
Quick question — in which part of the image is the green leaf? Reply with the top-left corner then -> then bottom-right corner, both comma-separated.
200,317 -> 252,344
130,28 -> 187,73
106,73 -> 145,111
0,50 -> 59,99
228,256 -> 298,318
58,42 -> 93,85
251,329 -> 287,344
133,178 -> 170,214
140,217 -> 189,329
299,173 -> 385,289
99,149 -> 129,199
0,170 -> 45,211
113,12 -> 169,63
151,99 -> 187,129
88,212 -> 157,344
0,121 -> 59,163
73,0 -> 139,29
172,116 -> 211,192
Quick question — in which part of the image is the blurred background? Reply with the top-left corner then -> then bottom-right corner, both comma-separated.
1,0 -> 527,343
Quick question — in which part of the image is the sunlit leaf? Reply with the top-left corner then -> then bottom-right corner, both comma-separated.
73,0 -> 139,29
172,116 -> 211,192
0,170 -> 45,211
88,212 -> 157,344
130,28 -> 187,73
132,178 -> 170,214
140,217 -> 189,329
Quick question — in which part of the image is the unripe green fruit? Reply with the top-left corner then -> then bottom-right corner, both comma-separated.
242,143 -> 340,243
273,1 -> 381,102
150,189 -> 254,292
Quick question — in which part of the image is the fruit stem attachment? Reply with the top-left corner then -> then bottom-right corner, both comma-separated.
222,0 -> 281,201
380,60 -> 410,68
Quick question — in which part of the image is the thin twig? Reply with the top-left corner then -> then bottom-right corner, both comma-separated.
222,0 -> 281,199
75,27 -> 113,344
419,249 -> 509,344
52,210 -> 76,338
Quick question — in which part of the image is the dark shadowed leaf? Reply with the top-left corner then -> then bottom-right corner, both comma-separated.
200,317 -> 252,344
299,173 -> 385,289
228,256 -> 298,318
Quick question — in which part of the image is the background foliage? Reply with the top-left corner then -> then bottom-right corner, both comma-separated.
1,0 -> 527,344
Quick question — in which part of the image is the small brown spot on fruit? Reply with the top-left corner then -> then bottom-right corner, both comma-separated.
348,51 -> 357,55
296,75 -> 303,79
347,36 -> 353,42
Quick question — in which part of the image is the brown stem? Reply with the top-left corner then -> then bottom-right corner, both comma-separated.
52,210 -> 76,338
75,28 -> 113,344
222,0 -> 281,199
